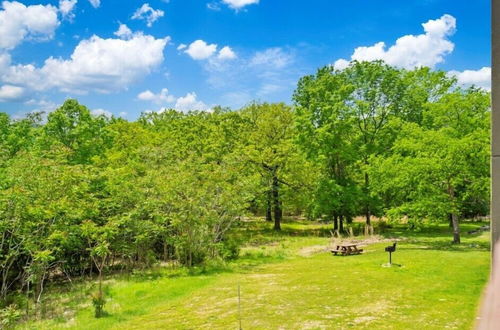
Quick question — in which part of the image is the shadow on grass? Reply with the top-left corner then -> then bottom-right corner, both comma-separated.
381,222 -> 491,253
400,239 -> 490,252
236,218 -> 365,245
122,251 -> 290,284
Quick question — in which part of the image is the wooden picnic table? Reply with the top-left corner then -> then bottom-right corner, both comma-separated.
331,244 -> 363,256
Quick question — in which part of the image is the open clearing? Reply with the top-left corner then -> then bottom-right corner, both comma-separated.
24,220 -> 490,330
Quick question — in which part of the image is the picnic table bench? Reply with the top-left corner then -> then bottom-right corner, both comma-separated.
331,244 -> 363,256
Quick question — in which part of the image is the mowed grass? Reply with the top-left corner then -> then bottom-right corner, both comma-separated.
21,219 -> 490,330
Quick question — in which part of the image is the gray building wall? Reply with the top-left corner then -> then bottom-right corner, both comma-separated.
493,0 -> 499,251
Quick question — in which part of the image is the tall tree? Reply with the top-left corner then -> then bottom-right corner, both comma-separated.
43,99 -> 112,164
240,103 -> 298,230
370,88 -> 490,243
293,65 -> 362,229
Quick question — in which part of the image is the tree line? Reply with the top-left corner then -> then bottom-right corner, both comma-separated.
0,61 -> 490,308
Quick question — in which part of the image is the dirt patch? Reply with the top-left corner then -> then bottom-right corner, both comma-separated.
300,320 -> 328,329
353,316 -> 377,324
298,245 -> 329,257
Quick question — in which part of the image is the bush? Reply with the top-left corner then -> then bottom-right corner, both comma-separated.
0,304 -> 22,328
220,236 -> 241,260
91,291 -> 106,318
373,220 -> 391,233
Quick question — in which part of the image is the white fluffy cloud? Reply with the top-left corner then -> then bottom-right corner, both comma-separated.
333,14 -> 456,70
174,92 -> 208,111
88,0 -> 100,8
2,34 -> 170,93
24,98 -> 57,114
132,3 -> 164,27
184,40 -> 236,61
138,89 -> 208,112
137,88 -> 175,104
0,1 -> 59,50
114,23 -> 132,39
0,52 -> 11,73
221,0 -> 259,10
0,84 -> 24,101
185,40 -> 217,60
218,46 -> 236,60
91,108 -> 112,118
59,0 -> 77,19
449,67 -> 491,91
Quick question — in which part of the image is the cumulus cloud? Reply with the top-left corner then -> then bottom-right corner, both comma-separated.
137,88 -> 175,104
174,92 -> 208,111
2,34 -> 170,93
221,0 -> 259,10
59,0 -> 77,19
114,23 -> 132,39
183,40 -> 236,61
132,3 -> 164,27
91,108 -> 112,118
88,0 -> 100,8
138,88 -> 209,112
218,46 -> 236,60
24,98 -> 58,114
0,52 -> 11,73
0,84 -> 24,101
449,67 -> 491,91
333,14 -> 456,70
185,40 -> 217,60
0,1 -> 59,50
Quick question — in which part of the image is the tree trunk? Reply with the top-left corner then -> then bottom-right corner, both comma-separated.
272,170 -> 282,231
333,213 -> 339,231
98,269 -> 102,298
451,213 -> 460,244
448,184 -> 461,244
339,215 -> 344,233
346,215 -> 353,224
448,213 -> 453,228
266,189 -> 272,222
365,172 -> 371,225
163,241 -> 168,261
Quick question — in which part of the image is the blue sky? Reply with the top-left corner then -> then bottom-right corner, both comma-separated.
0,0 -> 491,119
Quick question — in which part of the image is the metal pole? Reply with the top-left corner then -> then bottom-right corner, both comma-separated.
238,282 -> 242,330
492,0 -> 500,258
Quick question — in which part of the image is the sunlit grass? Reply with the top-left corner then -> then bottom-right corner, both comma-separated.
20,219 -> 490,329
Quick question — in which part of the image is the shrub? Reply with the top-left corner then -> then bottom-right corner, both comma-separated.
373,220 -> 391,233
220,236 -> 241,260
0,304 -> 22,328
91,291 -> 106,318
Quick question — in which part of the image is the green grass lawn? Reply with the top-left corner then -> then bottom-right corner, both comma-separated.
20,219 -> 490,330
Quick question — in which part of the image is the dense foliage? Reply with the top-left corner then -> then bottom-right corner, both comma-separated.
0,61 -> 490,311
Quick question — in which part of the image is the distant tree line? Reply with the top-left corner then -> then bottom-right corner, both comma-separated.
0,61 -> 490,307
